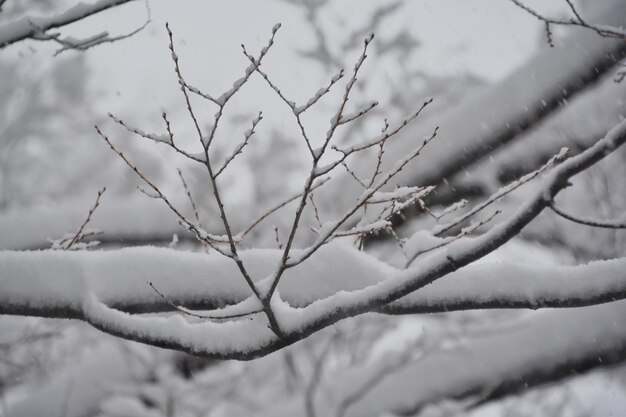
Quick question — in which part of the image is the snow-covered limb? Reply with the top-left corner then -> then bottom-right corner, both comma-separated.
35,4 -> 151,57
5,118 -> 622,359
0,0 -> 138,48
1,245 -> 625,358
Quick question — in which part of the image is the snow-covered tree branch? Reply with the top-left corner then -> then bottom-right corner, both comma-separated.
2,118 -> 626,359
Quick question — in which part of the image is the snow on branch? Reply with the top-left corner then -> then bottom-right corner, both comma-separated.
2,116 -> 626,360
0,0 -> 144,50
1,243 -> 625,358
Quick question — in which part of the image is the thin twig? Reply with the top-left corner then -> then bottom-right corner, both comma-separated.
432,147 -> 569,236
274,226 -> 283,250
239,177 -> 330,239
340,161 -> 367,188
147,281 -> 262,320
548,200 -> 626,229
109,112 -> 205,162
177,169 -> 202,228
65,187 -> 106,249
309,193 -> 323,228
215,111 -> 263,177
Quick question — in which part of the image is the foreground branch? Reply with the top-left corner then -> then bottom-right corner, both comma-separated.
1,111 -> 625,359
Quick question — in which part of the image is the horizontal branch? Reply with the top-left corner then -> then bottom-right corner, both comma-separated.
2,244 -> 624,319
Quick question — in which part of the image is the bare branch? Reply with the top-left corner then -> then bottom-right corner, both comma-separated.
309,193 -> 323,228
49,188 -> 106,251
548,200 -> 626,229
147,281 -> 262,320
65,187 -> 106,250
176,169 -> 202,228
274,226 -> 283,250
239,177 -> 330,239
340,161 -> 367,189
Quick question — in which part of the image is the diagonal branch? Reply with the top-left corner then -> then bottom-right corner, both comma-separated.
215,112 -> 263,177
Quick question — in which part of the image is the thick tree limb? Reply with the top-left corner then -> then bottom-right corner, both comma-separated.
1,245 -> 625,320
